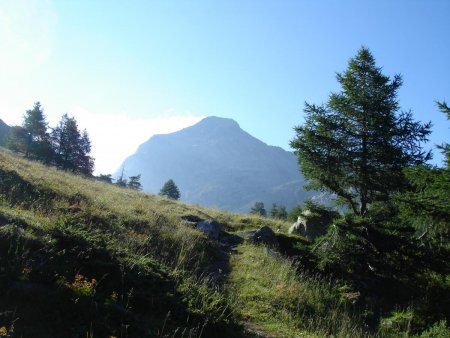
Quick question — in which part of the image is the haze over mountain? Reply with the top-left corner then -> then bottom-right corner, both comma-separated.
117,116 -> 315,213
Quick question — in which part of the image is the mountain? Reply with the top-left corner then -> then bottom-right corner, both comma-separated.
117,116 -> 315,213
0,119 -> 11,146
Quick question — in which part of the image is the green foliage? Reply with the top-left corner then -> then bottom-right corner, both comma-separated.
417,320 -> 450,338
269,203 -> 287,220
379,308 -> 415,336
5,126 -> 29,154
96,173 -> 113,184
397,103 -> 450,241
6,104 -> 94,175
114,167 -> 127,187
159,179 -> 180,200
303,200 -> 341,220
436,100 -> 449,167
250,201 -> 266,217
8,102 -> 54,161
23,102 -> 48,140
399,165 -> 450,240
228,244 -> 367,337
51,114 -> 94,175
0,149 -> 246,337
288,204 -> 303,221
290,47 -> 431,216
127,174 -> 142,191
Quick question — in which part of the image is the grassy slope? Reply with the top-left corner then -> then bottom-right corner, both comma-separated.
0,148 -> 369,337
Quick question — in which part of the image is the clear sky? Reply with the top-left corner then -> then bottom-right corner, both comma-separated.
1,0 -> 449,174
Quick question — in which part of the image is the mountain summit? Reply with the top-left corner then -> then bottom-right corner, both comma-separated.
117,116 -> 313,212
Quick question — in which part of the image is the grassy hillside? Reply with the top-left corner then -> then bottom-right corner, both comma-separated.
0,148 -> 448,337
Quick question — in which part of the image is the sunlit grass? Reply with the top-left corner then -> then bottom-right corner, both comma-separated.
0,148 -> 376,337
227,243 -> 369,337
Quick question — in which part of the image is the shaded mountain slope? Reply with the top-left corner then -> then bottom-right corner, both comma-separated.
0,119 -> 11,146
118,116 -> 313,212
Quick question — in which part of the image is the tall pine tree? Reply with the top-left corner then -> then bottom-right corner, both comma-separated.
21,102 -> 53,161
291,47 -> 431,216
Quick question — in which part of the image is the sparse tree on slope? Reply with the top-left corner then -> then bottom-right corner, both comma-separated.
128,174 -> 142,191
269,203 -> 278,218
97,174 -> 113,184
269,203 -> 287,219
115,168 -> 127,187
159,179 -> 180,200
250,201 -> 266,217
290,47 -> 431,217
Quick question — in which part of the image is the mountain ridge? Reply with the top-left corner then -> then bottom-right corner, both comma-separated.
117,116 -> 314,212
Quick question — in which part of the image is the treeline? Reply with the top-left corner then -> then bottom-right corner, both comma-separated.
96,170 -> 143,191
6,102 -> 94,175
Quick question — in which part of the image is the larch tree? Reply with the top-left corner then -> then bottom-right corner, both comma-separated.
290,47 -> 431,217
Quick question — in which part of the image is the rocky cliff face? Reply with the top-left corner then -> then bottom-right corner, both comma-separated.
117,116 -> 314,213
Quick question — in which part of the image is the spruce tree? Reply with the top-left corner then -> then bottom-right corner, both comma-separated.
22,102 -> 53,161
51,114 -> 94,175
23,102 -> 48,142
291,47 -> 431,216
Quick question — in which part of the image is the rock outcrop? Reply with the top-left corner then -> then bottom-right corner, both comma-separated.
288,210 -> 332,240
196,220 -> 222,239
249,226 -> 278,248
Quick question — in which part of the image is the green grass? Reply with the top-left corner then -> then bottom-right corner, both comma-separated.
0,149 -> 243,337
2,148 -> 448,337
227,243 -> 368,337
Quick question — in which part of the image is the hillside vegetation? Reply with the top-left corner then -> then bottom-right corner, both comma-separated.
0,149 -> 356,337
1,147 -> 449,337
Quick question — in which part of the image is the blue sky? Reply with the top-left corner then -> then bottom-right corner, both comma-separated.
1,0 -> 449,174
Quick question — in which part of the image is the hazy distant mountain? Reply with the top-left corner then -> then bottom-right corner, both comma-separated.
0,119 -> 11,146
117,116 -> 315,213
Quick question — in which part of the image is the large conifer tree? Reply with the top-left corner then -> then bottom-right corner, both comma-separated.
21,102 -> 53,161
51,114 -> 94,175
290,47 -> 431,216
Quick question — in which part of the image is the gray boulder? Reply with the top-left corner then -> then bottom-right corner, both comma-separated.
249,226 -> 278,247
196,220 -> 221,239
288,209 -> 330,240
